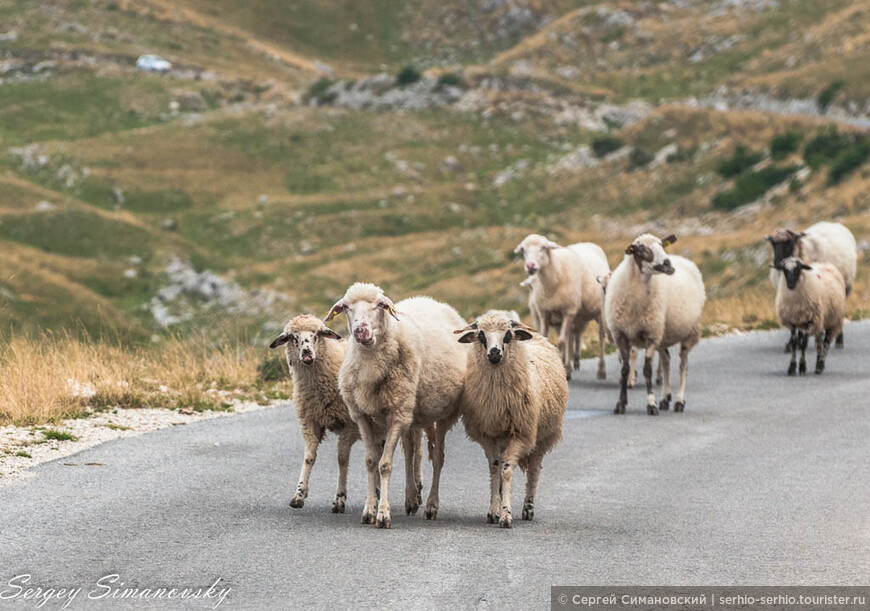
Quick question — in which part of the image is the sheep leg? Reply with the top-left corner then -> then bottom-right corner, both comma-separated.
658,348 -> 671,411
424,417 -> 453,520
401,429 -> 421,516
484,444 -> 501,523
522,450 -> 544,521
596,315 -> 607,380
558,315 -> 574,380
835,331 -> 844,349
644,344 -> 659,416
798,331 -> 808,376
627,347 -> 638,388
375,419 -> 405,529
815,331 -> 831,375
615,334 -> 631,414
572,328 -> 581,372
332,428 -> 356,514
787,327 -> 798,376
356,416 -> 381,525
674,344 -> 689,412
290,422 -> 324,508
656,357 -> 663,386
499,439 -> 526,529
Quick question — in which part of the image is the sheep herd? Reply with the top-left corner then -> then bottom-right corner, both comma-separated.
269,221 -> 858,528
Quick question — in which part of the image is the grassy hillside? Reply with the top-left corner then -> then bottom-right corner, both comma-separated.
0,0 -> 868,422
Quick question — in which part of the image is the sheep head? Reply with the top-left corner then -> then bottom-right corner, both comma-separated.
455,313 -> 534,365
325,283 -> 400,349
626,233 -> 676,276
765,228 -> 806,268
772,256 -> 812,290
514,233 -> 561,276
269,314 -> 342,365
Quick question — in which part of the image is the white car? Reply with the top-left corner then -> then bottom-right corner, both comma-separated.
136,54 -> 172,72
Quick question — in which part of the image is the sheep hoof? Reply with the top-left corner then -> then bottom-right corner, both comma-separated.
375,512 -> 391,529
799,362 -> 807,376
614,402 -> 626,415
289,497 -> 305,509
815,362 -> 825,375
361,511 -> 375,524
424,505 -> 438,520
521,505 -> 534,521
647,403 -> 659,416
405,500 -> 419,516
486,513 -> 498,524
565,370 -> 572,381
331,501 -> 345,514
674,401 -> 685,413
499,513 -> 513,529
597,369 -> 606,381
573,358 -> 581,372
659,395 -> 671,411
787,362 -> 797,376
783,342 -> 792,354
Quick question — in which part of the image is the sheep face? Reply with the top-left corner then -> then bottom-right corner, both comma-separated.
514,234 -> 561,276
626,233 -> 677,276
774,257 -> 812,290
269,314 -> 342,365
325,282 -> 400,348
456,313 -> 534,365
765,229 -> 804,268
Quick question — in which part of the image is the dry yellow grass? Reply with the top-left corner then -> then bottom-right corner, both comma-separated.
0,332 -> 290,426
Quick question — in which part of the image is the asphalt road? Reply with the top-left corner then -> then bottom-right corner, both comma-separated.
1,323 -> 868,610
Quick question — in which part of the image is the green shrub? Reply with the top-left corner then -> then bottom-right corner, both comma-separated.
396,65 -> 421,86
42,429 -> 78,442
817,80 -> 845,112
629,147 -> 653,169
716,145 -> 763,177
306,78 -> 337,104
770,131 -> 802,160
257,355 -> 287,382
591,136 -> 625,158
436,72 -> 463,88
828,138 -> 870,184
712,165 -> 799,210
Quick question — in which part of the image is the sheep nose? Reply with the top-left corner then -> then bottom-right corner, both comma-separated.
525,263 -> 537,275
353,326 -> 372,343
487,349 -> 502,364
656,259 -> 675,275
300,349 -> 314,364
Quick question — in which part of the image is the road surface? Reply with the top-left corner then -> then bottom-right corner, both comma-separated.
1,324 -> 868,609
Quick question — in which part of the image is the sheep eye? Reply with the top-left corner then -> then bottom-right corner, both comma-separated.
478,331 -> 487,347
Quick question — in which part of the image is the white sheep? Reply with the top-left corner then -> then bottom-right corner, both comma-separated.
325,283 -> 467,528
514,234 -> 610,380
766,221 -> 857,348
455,312 -> 568,528
773,257 -> 846,376
269,314 -> 358,513
520,275 -> 585,370
605,234 -> 706,415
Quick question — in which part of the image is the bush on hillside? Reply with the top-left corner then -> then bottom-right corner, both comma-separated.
712,165 -> 799,210
591,136 -> 624,158
716,146 -> 763,177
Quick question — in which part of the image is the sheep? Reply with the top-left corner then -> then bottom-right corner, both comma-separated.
521,275 -> 585,371
605,234 -> 706,415
325,283 -> 467,528
596,272 -> 641,388
773,257 -> 845,376
268,314 -> 358,513
765,222 -> 857,349
514,234 -> 610,380
455,312 -> 568,528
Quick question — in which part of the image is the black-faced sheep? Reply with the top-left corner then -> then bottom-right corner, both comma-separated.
773,257 -> 846,376
456,312 -> 568,528
269,314 -> 358,513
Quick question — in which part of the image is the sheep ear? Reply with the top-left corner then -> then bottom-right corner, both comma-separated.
457,331 -> 477,343
513,329 -> 534,341
324,300 -> 347,322
543,240 -> 561,250
269,333 -> 290,349
453,322 -> 479,334
662,234 -> 677,246
317,328 -> 342,340
625,244 -> 636,255
799,262 -> 812,271
764,234 -> 772,242
377,297 -> 401,321
513,243 -> 524,254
